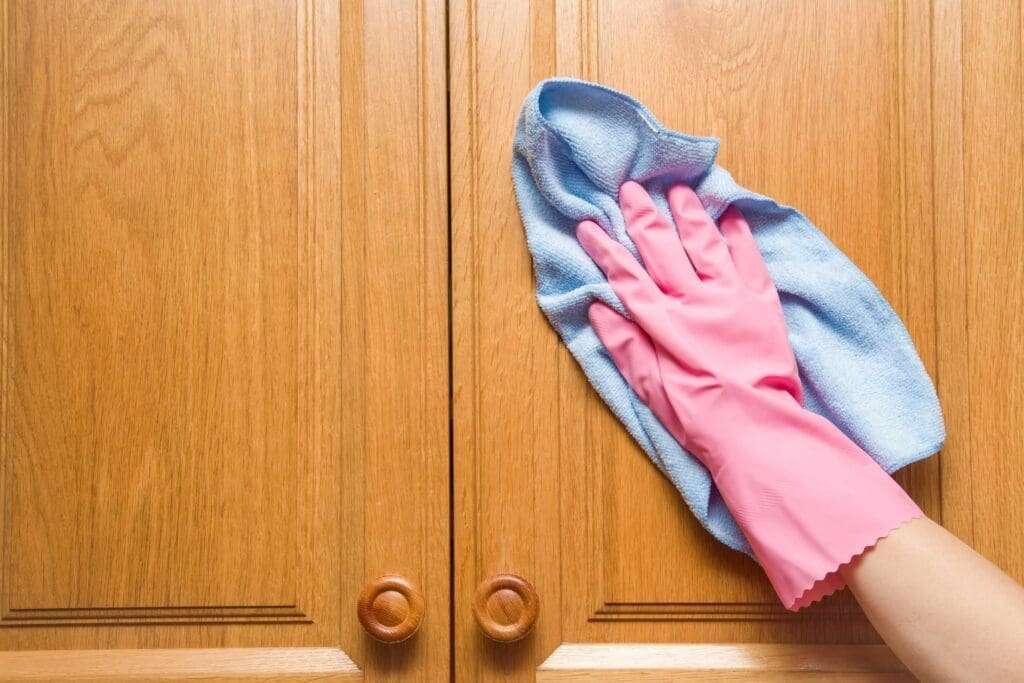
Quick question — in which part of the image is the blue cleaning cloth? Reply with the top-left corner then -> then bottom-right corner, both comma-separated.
512,78 -> 945,555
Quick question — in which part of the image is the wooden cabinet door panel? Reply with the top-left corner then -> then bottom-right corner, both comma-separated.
451,0 -> 1021,679
0,0 -> 449,679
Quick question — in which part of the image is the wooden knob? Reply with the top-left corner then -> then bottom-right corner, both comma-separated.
473,573 -> 539,642
357,575 -> 424,643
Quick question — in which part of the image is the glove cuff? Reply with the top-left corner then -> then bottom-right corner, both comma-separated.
708,395 -> 924,611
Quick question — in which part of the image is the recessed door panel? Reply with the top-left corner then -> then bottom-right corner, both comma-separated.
450,0 -> 1016,679
0,1 -> 449,678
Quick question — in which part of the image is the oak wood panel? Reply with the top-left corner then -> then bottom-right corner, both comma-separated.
1,0 -> 449,679
569,0 -> 939,624
452,0 -> 951,679
947,0 -> 1024,581
451,0 -> 563,678
5,0 -> 306,620
931,0 -> 973,546
0,647 -> 359,682
337,0 -> 450,679
1,0 -> 334,643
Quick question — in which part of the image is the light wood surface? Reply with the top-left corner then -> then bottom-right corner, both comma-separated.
5,0 -> 313,624
337,0 -> 450,678
0,647 -> 360,682
951,0 -> 1024,591
538,644 -> 910,681
451,0 -> 1022,679
1,0 -> 449,679
2,0 -> 1020,679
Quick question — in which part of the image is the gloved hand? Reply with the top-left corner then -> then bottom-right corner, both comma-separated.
578,182 -> 922,610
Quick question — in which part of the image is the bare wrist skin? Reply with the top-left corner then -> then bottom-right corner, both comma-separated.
842,516 -> 1024,681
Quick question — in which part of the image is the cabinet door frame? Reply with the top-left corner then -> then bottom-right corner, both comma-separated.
0,0 -> 449,678
448,0 -> 999,679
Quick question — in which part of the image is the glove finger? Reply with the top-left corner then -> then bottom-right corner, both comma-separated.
718,205 -> 772,292
589,302 -> 688,446
619,181 -> 697,297
589,301 -> 658,403
667,185 -> 737,283
577,220 -> 663,318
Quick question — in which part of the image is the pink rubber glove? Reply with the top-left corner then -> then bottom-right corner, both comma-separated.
577,182 -> 922,610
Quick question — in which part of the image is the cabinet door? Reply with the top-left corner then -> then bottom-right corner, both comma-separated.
451,0 -> 1022,679
0,1 -> 448,680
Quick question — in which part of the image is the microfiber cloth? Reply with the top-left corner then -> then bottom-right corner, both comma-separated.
512,78 -> 945,555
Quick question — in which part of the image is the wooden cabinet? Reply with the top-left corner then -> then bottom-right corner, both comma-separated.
450,0 -> 1024,679
0,0 -> 448,679
1,0 -> 1022,680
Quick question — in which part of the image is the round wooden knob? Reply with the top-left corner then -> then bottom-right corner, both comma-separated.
357,575 -> 424,643
473,573 -> 539,642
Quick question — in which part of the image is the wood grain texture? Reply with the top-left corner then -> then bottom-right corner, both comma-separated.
0,647 -> 360,682
337,0 -> 450,678
451,0 -> 982,680
5,0 -> 306,621
1,0 -> 449,678
945,0 -> 1024,582
537,644 -> 909,681
450,0 -> 563,677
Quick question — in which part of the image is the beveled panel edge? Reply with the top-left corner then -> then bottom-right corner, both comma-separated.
0,604 -> 310,627
0,647 -> 360,681
538,643 -> 909,679
589,601 -> 844,622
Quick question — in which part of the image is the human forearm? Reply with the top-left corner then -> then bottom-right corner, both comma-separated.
841,516 -> 1024,681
